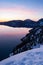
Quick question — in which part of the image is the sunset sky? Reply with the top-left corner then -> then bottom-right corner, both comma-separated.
0,0 -> 43,22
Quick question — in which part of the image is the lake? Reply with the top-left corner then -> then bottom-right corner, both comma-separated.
0,25 -> 32,61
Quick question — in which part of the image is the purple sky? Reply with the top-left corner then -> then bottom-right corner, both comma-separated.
0,0 -> 43,22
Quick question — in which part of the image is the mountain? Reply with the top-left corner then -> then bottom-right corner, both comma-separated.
0,18 -> 43,28
12,26 -> 43,55
38,18 -> 43,22
0,19 -> 38,28
23,19 -> 37,27
37,18 -> 43,26
0,46 -> 43,65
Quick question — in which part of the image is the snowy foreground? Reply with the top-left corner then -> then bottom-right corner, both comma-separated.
0,46 -> 43,65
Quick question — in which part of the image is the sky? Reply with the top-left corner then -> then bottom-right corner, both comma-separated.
0,0 -> 43,22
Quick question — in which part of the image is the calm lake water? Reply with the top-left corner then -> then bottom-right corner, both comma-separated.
0,25 -> 32,61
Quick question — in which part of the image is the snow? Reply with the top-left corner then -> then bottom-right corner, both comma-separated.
0,46 -> 43,65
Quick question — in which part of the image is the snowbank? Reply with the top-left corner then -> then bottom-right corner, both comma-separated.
0,46 -> 43,65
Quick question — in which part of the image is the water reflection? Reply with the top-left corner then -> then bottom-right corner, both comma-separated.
0,25 -> 32,61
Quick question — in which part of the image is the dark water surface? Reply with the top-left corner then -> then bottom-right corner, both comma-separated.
0,25 -> 31,61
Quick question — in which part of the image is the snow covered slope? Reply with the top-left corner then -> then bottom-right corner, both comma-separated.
0,46 -> 43,65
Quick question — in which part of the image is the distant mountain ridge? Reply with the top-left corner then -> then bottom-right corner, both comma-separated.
0,18 -> 43,27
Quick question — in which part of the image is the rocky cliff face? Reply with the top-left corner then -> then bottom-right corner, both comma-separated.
11,26 -> 43,56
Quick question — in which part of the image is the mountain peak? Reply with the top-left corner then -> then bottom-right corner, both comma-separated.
24,19 -> 34,22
